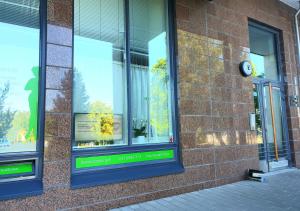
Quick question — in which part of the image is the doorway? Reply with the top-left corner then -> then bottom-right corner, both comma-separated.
249,21 -> 291,172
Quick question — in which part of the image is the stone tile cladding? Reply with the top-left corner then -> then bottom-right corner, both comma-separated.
176,0 -> 300,169
0,0 -> 299,210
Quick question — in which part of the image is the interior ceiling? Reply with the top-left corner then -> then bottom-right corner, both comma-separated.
280,0 -> 300,9
0,0 -> 39,28
249,25 -> 274,56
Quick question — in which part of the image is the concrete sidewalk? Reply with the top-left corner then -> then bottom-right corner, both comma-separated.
111,169 -> 300,211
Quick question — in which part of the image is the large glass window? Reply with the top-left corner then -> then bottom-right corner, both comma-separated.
130,0 -> 172,145
73,0 -> 127,148
0,0 -> 40,154
0,0 -> 43,199
72,0 -> 181,186
73,0 -> 173,149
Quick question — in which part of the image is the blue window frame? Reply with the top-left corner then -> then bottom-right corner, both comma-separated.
0,0 -> 46,200
71,0 -> 183,188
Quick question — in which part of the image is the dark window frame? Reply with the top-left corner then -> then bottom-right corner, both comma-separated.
0,0 -> 46,200
249,19 -> 292,168
71,0 -> 183,189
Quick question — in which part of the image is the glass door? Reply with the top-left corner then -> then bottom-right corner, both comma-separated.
249,21 -> 290,172
253,81 -> 289,172
263,83 -> 289,170
263,84 -> 283,160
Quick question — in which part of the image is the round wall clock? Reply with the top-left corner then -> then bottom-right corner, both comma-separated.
239,60 -> 253,77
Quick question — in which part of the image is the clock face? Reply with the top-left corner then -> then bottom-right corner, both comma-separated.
240,61 -> 252,77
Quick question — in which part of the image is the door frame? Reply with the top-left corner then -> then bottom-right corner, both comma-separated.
249,20 -> 292,171
253,81 -> 291,171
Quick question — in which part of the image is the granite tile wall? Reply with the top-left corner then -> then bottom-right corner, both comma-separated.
0,0 -> 300,210
176,0 -> 300,173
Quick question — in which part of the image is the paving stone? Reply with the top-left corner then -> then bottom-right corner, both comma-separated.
112,170 -> 300,211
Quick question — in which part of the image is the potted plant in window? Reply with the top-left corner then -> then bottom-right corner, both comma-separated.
132,119 -> 147,144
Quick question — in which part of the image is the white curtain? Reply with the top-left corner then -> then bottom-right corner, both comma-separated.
131,65 -> 148,125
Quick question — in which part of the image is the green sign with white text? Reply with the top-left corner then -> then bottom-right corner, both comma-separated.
76,149 -> 175,169
0,163 -> 33,176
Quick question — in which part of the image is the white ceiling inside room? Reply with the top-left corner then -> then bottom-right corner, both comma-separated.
280,0 -> 300,9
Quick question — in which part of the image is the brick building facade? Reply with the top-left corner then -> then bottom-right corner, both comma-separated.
0,0 -> 300,210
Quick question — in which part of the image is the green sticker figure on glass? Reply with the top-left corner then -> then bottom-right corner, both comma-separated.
25,67 -> 39,142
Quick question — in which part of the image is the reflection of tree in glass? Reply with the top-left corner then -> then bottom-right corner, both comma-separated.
88,101 -> 114,142
73,69 -> 89,112
52,69 -> 72,112
53,69 -> 90,113
251,61 -> 265,78
150,58 -> 169,136
25,67 -> 39,142
7,112 -> 30,143
133,119 -> 147,138
0,83 -> 15,139
253,86 -> 263,143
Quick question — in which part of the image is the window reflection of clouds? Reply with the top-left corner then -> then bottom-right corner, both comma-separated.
0,20 -> 39,152
73,0 -> 174,147
0,22 -> 39,112
74,36 -> 114,109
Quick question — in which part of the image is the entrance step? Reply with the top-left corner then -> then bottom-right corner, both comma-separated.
258,168 -> 296,182
263,168 -> 296,177
269,159 -> 289,171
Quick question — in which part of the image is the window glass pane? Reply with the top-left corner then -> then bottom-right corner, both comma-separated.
73,0 -> 127,149
129,0 -> 173,145
249,26 -> 279,81
271,88 -> 286,157
253,84 -> 264,160
263,86 -> 286,159
0,0 -> 40,154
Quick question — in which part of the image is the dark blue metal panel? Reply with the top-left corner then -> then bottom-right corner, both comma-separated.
71,161 -> 184,189
37,0 -> 47,181
0,179 -> 43,201
167,0 -> 183,166
125,0 -> 132,147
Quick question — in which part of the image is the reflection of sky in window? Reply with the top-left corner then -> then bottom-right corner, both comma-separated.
74,36 -> 113,107
0,22 -> 39,111
149,32 -> 167,68
74,32 -> 167,107
250,53 -> 264,77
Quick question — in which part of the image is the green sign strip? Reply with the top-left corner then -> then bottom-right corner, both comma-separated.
0,163 -> 33,176
76,149 -> 175,169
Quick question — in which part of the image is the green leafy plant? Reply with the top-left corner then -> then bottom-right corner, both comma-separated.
133,126 -> 147,138
133,119 -> 147,138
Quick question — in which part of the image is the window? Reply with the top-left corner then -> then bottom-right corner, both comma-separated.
0,0 -> 45,200
249,25 -> 279,81
73,0 -> 127,148
129,0 -> 173,145
72,0 -> 182,187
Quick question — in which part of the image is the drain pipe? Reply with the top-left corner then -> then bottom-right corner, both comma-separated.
295,8 -> 300,102
289,8 -> 300,110
294,8 -> 300,166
